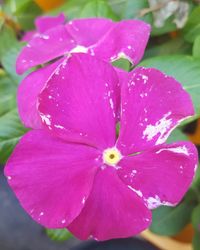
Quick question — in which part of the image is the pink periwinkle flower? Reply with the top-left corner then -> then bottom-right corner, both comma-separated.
5,53 -> 198,241
17,14 -> 150,129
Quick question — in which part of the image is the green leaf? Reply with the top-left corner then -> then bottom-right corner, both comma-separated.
0,74 -> 16,116
192,204 -> 200,231
46,229 -> 72,241
150,200 -> 194,236
121,0 -> 152,23
112,58 -> 130,71
193,35 -> 200,59
166,128 -> 188,144
139,55 -> 200,118
193,230 -> 200,250
14,0 -> 42,30
183,6 -> 200,43
50,0 -> 88,19
79,0 -> 119,20
0,109 -> 28,164
0,24 -> 24,84
144,38 -> 191,59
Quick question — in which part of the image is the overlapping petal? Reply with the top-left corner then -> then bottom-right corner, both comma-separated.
38,53 -> 119,149
4,130 -> 101,228
65,18 -> 113,47
35,13 -> 65,33
91,20 -> 151,65
68,168 -> 151,241
17,58 -> 64,129
117,67 -> 195,155
17,18 -> 150,74
16,25 -> 75,74
117,142 -> 198,209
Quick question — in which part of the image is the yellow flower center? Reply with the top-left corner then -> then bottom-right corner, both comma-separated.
103,147 -> 122,166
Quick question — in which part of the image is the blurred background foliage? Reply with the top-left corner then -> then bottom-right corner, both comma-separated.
0,0 -> 200,248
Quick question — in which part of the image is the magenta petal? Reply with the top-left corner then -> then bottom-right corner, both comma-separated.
117,67 -> 195,155
65,18 -> 113,47
21,31 -> 36,42
38,53 -> 119,149
17,58 -> 64,129
68,168 -> 151,241
117,142 -> 198,209
16,25 -> 74,74
35,13 -> 65,33
4,130 -> 101,228
91,20 -> 151,65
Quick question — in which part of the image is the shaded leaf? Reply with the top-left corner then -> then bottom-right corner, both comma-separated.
46,229 -> 72,241
193,35 -> 200,59
0,109 -> 28,164
150,199 -> 195,236
0,74 -> 16,116
192,204 -> 200,231
193,230 -> 200,250
167,128 -> 188,144
0,24 -> 24,83
184,6 -> 200,43
79,0 -> 119,20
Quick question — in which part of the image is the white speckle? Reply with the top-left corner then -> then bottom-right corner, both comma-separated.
147,196 -> 161,209
41,34 -> 49,40
109,98 -> 114,109
22,59 -> 26,63
61,219 -> 66,224
82,196 -> 86,204
156,145 -> 189,156
70,45 -> 88,53
140,92 -> 148,98
68,21 -> 72,25
7,176 -> 12,180
61,76 -> 65,80
127,45 -> 132,50
147,196 -> 173,209
143,112 -> 172,144
130,170 -> 137,177
128,186 -> 143,198
40,114 -> 51,126
144,118 -> 148,122
141,75 -> 148,84
26,44 -> 31,48
54,124 -> 65,129
39,212 -> 44,216
48,95 -> 53,99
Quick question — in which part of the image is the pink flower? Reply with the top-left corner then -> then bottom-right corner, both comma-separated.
17,15 -> 150,74
5,53 -> 198,241
17,15 -> 150,130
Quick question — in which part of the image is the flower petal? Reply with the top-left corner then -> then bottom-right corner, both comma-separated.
117,67 -> 195,155
21,31 -> 36,42
65,18 -> 113,47
38,53 -> 119,149
17,58 -> 64,129
16,25 -> 74,74
117,142 -> 198,209
68,168 -> 151,241
35,13 -> 65,33
91,20 -> 151,65
4,130 -> 101,228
